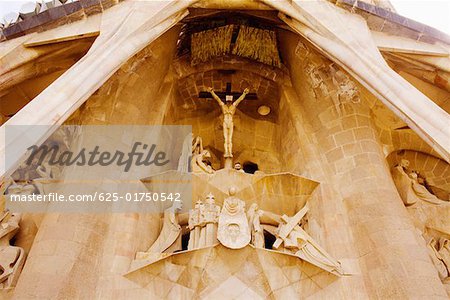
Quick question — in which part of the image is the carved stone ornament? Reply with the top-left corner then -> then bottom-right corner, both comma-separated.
217,187 -> 251,249
0,211 -> 25,289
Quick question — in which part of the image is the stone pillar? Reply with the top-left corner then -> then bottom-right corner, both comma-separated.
86,26 -> 183,299
279,86 -> 369,298
280,32 -> 447,298
310,97 -> 446,298
13,27 -> 181,299
12,213 -> 110,299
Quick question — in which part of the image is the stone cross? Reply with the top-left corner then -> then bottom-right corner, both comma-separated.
198,82 -> 257,102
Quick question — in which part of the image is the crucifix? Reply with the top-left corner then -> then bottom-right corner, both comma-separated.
198,82 -> 258,102
199,83 -> 257,169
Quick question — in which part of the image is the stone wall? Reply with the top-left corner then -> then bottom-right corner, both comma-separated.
13,27 -> 182,299
279,29 -> 448,298
9,18 -> 450,300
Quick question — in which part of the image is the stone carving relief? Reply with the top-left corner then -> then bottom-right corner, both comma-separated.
423,233 -> 450,287
202,193 -> 221,247
217,187 -> 251,249
329,64 -> 360,115
233,162 -> 245,173
0,211 -> 25,289
188,199 -> 203,250
299,41 -> 360,116
176,134 -> 216,174
426,237 -> 449,280
392,157 -> 450,288
247,203 -> 264,248
134,76 -> 346,276
177,133 -> 193,173
305,63 -> 328,97
440,238 -> 450,272
4,181 -> 38,197
262,204 -> 344,276
208,87 -> 249,159
409,172 -> 449,204
392,159 -> 449,206
135,201 -> 183,262
192,149 -> 214,174
177,134 -> 206,173
192,135 -> 203,155
135,190 -> 345,276
188,193 -> 220,250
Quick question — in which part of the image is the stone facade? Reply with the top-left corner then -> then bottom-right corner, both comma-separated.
0,0 -> 449,299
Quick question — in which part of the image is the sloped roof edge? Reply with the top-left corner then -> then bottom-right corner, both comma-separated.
1,0 -> 450,45
336,0 -> 450,44
0,0 -> 119,42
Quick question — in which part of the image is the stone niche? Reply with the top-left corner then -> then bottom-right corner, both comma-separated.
165,54 -> 289,174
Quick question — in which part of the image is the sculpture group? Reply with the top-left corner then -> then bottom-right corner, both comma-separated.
391,158 -> 450,288
136,187 -> 345,276
156,86 -> 347,276
188,193 -> 221,249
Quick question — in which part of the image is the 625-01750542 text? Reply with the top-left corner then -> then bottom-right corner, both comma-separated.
7,192 -> 182,203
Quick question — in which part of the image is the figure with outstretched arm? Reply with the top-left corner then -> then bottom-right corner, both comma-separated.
208,87 -> 225,107
207,87 -> 249,158
233,88 -> 249,107
250,203 -> 346,276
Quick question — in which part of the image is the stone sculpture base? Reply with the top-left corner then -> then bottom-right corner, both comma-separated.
224,157 -> 233,170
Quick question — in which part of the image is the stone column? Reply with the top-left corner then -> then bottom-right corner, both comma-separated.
12,213 -> 110,299
87,26 -> 183,299
279,86 -> 369,298
310,97 -> 446,298
13,27 -> 181,299
280,32 -> 447,298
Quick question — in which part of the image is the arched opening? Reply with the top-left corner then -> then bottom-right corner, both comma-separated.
243,161 -> 259,174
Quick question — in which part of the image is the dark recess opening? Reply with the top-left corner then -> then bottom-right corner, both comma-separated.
181,232 -> 190,251
243,161 -> 258,174
264,230 -> 276,250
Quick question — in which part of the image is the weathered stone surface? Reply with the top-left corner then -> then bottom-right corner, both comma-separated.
0,0 -> 449,299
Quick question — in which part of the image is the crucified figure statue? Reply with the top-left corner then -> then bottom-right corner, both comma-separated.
208,87 -> 249,158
